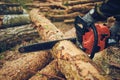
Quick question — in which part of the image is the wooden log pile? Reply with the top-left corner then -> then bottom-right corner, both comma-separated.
29,40 -> 112,80
0,8 -> 112,80
0,0 -> 119,80
0,24 -> 39,53
93,46 -> 120,80
0,14 -> 31,29
0,3 -> 24,15
0,3 -> 34,52
26,0 -> 103,23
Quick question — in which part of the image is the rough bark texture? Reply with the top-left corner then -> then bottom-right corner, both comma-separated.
64,27 -> 76,38
93,46 -> 120,80
0,14 -> 31,29
0,51 -> 52,80
51,40 -> 112,80
48,12 -> 83,21
28,9 -> 69,80
26,0 -> 103,23
26,3 -> 67,10
0,3 -> 23,15
29,9 -> 64,41
0,24 -> 39,52
66,0 -> 103,6
29,60 -> 64,80
67,3 -> 97,13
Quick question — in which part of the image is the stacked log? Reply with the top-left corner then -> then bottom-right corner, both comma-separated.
0,0 -> 117,80
29,9 -> 111,80
51,40 -> 112,80
29,60 -> 61,80
29,9 -> 64,41
30,40 -> 112,80
26,0 -> 103,23
0,3 -> 23,15
0,8 -> 65,80
93,46 -> 120,80
0,14 -> 31,29
0,24 -> 39,52
0,51 -> 52,80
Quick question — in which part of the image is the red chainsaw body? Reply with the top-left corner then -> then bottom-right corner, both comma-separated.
83,24 -> 110,54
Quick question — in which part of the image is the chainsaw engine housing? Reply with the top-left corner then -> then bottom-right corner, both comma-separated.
83,24 -> 110,54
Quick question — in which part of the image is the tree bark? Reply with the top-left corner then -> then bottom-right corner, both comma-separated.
51,40 -> 112,80
26,3 -> 67,10
67,0 -> 103,6
29,9 -> 64,41
64,27 -> 76,38
64,19 -> 75,24
48,12 -> 83,21
93,46 -> 120,80
0,24 -> 39,52
0,51 -> 53,80
29,60 -> 65,80
67,3 -> 94,13
0,3 -> 23,15
28,9 -> 68,80
0,14 -> 31,29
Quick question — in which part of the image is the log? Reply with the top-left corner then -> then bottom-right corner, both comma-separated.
0,3 -> 23,15
0,51 -> 52,80
93,46 -> 120,79
0,14 -> 31,29
51,40 -> 112,80
29,60 -> 65,80
0,8 -> 67,80
67,2 -> 102,13
48,12 -> 83,21
28,9 -> 68,80
64,19 -> 75,24
66,0 -> 103,6
29,9 -> 64,41
64,27 -> 76,38
26,3 -> 67,10
49,9 -> 66,15
0,24 -> 39,53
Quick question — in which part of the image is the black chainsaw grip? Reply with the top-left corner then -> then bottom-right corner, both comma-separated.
89,23 -> 98,59
74,16 -> 98,59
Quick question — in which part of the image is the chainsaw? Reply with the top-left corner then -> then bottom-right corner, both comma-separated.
19,16 -> 111,59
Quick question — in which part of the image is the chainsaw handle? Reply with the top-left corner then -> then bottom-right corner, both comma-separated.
74,16 -> 98,59
74,16 -> 89,35
89,23 -> 98,59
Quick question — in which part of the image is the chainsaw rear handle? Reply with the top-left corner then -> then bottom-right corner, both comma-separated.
74,16 -> 98,59
89,23 -> 98,59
